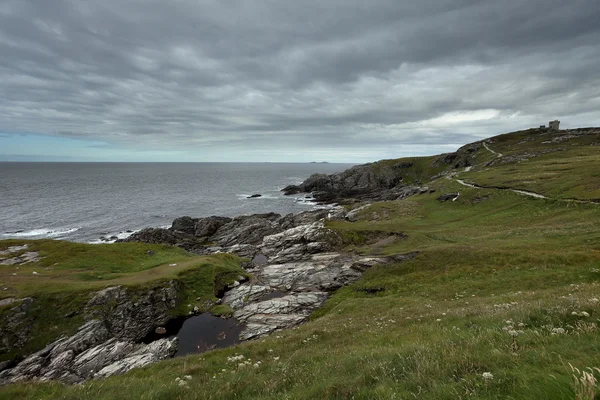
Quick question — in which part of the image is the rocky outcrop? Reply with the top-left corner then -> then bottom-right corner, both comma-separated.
84,283 -> 179,342
122,209 -> 334,254
1,279 -> 182,385
211,213 -> 282,246
221,217 -> 405,340
0,297 -> 34,354
0,319 -> 177,384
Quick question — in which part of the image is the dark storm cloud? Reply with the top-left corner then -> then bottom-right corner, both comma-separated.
0,0 -> 599,161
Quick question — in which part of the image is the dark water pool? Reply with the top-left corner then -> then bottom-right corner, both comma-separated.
144,313 -> 245,357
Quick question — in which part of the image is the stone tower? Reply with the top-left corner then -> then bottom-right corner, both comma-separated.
549,120 -> 560,131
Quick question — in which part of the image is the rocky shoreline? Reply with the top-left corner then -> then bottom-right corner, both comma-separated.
0,202 -> 419,386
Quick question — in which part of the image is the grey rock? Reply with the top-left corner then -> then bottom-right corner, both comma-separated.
84,282 -> 179,341
0,297 -> 34,353
232,292 -> 329,340
0,298 -> 16,307
194,216 -> 232,237
71,338 -> 138,379
345,204 -> 372,222
211,213 -> 282,246
40,350 -> 75,380
437,193 -> 460,202
94,337 -> 178,379
49,320 -> 111,358
260,222 -> 334,263
223,244 -> 259,259
170,216 -> 196,235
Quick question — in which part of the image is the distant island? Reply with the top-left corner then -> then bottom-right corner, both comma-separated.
309,161 -> 329,164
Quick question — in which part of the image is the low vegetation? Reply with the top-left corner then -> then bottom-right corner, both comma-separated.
1,128 -> 600,399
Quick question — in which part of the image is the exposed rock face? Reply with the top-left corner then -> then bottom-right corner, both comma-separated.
282,163 -> 401,202
122,228 -> 182,245
0,297 -> 34,354
0,319 -> 177,385
207,212 -> 281,246
221,217 -> 401,340
84,282 -> 179,341
121,210 -> 332,254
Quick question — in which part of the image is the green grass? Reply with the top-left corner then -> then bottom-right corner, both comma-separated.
460,129 -> 600,200
1,128 -> 600,399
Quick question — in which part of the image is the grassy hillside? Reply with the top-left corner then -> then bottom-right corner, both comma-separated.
2,128 -> 600,399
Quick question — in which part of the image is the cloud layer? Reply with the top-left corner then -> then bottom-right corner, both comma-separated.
1,0 -> 599,161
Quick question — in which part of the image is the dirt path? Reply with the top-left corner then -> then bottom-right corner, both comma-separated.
454,178 -> 547,198
483,142 -> 503,157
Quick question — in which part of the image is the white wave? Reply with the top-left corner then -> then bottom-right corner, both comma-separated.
2,227 -> 80,238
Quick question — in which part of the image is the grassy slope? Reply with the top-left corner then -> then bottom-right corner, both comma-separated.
2,129 -> 600,399
0,241 -> 246,362
460,128 -> 600,200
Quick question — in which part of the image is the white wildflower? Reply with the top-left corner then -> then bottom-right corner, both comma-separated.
507,330 -> 519,337
253,363 -> 259,368
482,372 -> 494,380
551,327 -> 565,335
175,377 -> 181,382
581,311 -> 590,317
184,375 -> 192,381
273,357 -> 280,361
436,319 -> 442,322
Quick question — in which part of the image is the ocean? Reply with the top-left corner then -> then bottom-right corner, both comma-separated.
0,162 -> 352,243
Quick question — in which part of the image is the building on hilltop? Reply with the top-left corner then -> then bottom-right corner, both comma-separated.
548,120 -> 560,130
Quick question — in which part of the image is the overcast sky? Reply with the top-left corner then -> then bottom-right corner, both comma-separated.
0,0 -> 599,162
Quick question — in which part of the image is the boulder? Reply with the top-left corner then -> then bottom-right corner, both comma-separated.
194,216 -> 232,238
170,216 -> 196,235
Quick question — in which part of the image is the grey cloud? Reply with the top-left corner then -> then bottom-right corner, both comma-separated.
0,0 -> 599,161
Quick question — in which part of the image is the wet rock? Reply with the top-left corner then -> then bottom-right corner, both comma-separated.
247,194 -> 262,198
